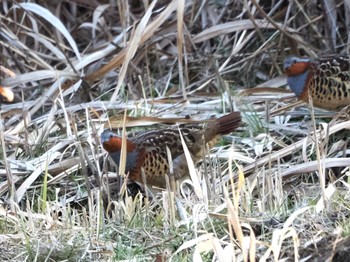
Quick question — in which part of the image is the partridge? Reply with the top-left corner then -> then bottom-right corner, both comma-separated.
283,54 -> 350,110
101,112 -> 241,188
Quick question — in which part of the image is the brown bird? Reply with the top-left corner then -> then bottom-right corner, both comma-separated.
101,112 -> 241,189
283,54 -> 350,110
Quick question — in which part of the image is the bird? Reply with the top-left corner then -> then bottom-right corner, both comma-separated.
101,112 -> 241,189
283,54 -> 350,110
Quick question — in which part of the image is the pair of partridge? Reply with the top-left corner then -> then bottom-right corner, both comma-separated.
283,54 -> 350,110
101,112 -> 241,189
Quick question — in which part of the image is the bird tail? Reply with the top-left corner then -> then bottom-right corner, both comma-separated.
215,112 -> 241,135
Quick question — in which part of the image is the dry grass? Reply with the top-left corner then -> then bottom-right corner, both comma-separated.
1,0 -> 350,261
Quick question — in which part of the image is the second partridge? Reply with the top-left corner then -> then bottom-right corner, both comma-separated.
283,54 -> 350,110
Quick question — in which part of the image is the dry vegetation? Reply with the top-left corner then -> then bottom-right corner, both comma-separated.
1,0 -> 350,261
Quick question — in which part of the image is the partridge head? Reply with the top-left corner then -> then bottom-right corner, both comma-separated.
101,112 -> 241,188
283,54 -> 350,110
